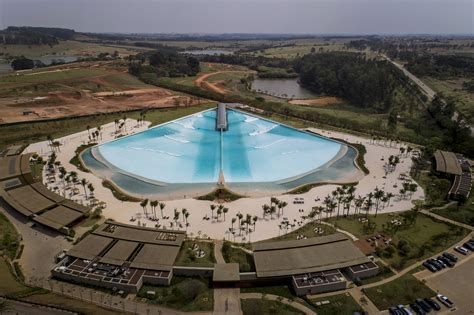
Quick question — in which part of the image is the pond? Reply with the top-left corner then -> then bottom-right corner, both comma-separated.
180,50 -> 233,56
251,78 -> 318,99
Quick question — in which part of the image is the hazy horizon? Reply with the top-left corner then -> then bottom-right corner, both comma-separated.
0,0 -> 473,35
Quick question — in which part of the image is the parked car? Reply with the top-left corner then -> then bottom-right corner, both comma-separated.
428,258 -> 444,269
424,298 -> 441,311
454,246 -> 469,255
442,252 -> 458,262
437,255 -> 454,267
463,242 -> 474,251
415,298 -> 432,312
398,305 -> 413,315
436,294 -> 454,308
422,261 -> 437,272
410,303 -> 425,315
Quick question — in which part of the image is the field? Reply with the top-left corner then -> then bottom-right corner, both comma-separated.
0,259 -> 28,295
137,276 -> 214,312
433,193 -> 474,226
0,40 -> 146,59
241,298 -> 304,315
328,212 -> 469,269
0,59 -> 208,124
423,76 -> 474,123
308,293 -> 362,315
364,273 -> 435,310
175,241 -> 216,267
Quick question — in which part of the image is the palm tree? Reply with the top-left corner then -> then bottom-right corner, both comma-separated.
173,209 -> 180,228
140,199 -> 149,216
262,204 -> 269,218
216,208 -> 222,221
385,192 -> 394,207
373,188 -> 385,217
354,195 -> 365,216
269,205 -> 276,219
181,208 -> 187,223
231,217 -> 236,231
210,204 -> 216,219
86,125 -> 91,138
87,183 -> 95,197
252,216 -> 258,230
159,202 -> 165,218
150,200 -> 158,218
97,125 -> 102,140
223,207 -> 228,221
80,178 -> 88,199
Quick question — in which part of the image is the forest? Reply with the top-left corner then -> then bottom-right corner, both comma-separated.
294,52 -> 399,112
0,26 -> 75,45
405,54 -> 474,78
128,50 -> 200,78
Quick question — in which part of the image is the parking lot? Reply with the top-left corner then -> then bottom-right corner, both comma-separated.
423,256 -> 474,314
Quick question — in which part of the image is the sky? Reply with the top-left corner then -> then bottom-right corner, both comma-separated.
0,0 -> 472,35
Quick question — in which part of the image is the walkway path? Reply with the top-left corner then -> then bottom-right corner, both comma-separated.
214,288 -> 242,315
240,293 -> 315,315
214,240 -> 225,263
319,221 -> 359,240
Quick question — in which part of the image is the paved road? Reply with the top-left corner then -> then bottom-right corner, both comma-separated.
214,240 -> 226,264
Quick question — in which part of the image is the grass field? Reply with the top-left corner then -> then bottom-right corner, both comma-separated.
364,273 -> 435,310
0,40 -> 140,58
241,298 -> 304,315
0,259 -> 28,295
308,293 -> 363,315
0,68 -> 110,86
328,212 -> 468,269
0,103 -> 214,149
0,212 -> 20,259
433,193 -> 474,226
175,241 -> 216,267
138,276 -> 213,312
241,285 -> 295,300
423,76 -> 474,123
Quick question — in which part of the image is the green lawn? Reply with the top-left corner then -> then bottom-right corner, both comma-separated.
260,221 -> 337,243
433,193 -> 474,226
175,241 -> 216,267
101,73 -> 154,89
0,68 -> 110,86
328,212 -> 469,270
0,212 -> 20,259
222,242 -> 255,272
364,273 -> 436,310
308,293 -> 363,315
138,276 -> 213,312
413,171 -> 451,207
241,298 -> 304,315
0,259 -> 28,295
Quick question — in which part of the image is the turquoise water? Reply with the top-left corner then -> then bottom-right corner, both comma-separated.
97,109 -> 342,183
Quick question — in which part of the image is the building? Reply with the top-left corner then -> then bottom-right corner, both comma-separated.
252,234 -> 378,295
52,220 -> 186,293
0,153 -> 90,234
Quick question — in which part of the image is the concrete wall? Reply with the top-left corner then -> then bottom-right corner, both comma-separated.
344,266 -> 379,281
172,266 -> 213,277
292,278 -> 347,296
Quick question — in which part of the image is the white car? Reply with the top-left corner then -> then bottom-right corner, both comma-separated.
454,246 -> 469,255
437,294 -> 454,308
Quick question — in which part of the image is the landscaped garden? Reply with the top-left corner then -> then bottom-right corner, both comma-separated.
175,241 -> 216,267
222,241 -> 255,272
328,211 -> 469,270
138,276 -> 214,312
308,293 -> 363,315
241,298 -> 304,315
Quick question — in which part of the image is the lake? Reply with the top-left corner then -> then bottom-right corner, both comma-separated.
251,78 -> 318,99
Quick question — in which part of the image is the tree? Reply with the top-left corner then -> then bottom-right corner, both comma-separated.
11,56 -> 34,70
210,204 -> 216,220
140,199 -> 149,216
223,207 -> 228,221
87,183 -> 95,197
150,200 -> 158,218
231,217 -> 236,231
80,178 -> 88,199
159,202 -> 166,218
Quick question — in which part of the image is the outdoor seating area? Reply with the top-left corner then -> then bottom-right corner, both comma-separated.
52,220 -> 185,292
0,153 -> 91,234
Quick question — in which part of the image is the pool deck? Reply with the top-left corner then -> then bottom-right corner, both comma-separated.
24,116 -> 425,242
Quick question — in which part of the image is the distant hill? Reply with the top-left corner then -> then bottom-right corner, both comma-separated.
0,26 -> 76,45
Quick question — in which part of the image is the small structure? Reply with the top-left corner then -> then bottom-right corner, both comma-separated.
216,103 -> 228,131
213,263 -> 240,287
